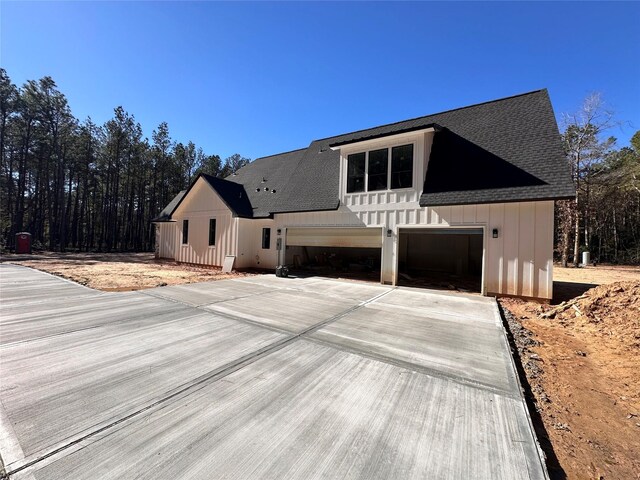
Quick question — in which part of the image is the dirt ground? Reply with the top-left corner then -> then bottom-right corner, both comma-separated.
554,264 -> 640,285
501,265 -> 640,480
553,264 -> 640,303
0,252 -> 254,290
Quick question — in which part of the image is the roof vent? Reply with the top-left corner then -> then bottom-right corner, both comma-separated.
256,188 -> 260,192
261,177 -> 266,183
265,187 -> 269,192
272,189 -> 276,193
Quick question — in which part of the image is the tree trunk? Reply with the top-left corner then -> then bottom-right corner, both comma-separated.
613,206 -> 619,262
573,195 -> 580,267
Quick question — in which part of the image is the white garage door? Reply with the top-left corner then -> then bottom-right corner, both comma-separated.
286,227 -> 383,248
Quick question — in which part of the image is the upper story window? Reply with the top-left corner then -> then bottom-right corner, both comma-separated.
391,144 -> 414,189
346,153 -> 365,193
345,143 -> 413,193
367,148 -> 389,191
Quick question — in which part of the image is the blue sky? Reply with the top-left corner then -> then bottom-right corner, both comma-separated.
2,1 -> 639,160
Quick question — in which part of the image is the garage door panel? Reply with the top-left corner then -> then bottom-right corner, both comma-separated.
286,228 -> 382,248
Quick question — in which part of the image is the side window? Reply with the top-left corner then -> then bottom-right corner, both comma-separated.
182,219 -> 189,244
262,228 -> 271,249
346,153 -> 365,193
367,148 -> 389,191
391,144 -> 413,189
209,219 -> 216,246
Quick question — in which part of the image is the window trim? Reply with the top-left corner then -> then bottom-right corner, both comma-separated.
343,141 -> 415,194
208,218 -> 217,247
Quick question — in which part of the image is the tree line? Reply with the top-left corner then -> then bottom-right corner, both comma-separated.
0,69 -> 249,252
1,70 -> 639,264
557,93 -> 640,265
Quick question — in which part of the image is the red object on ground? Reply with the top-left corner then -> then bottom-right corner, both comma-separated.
15,232 -> 32,254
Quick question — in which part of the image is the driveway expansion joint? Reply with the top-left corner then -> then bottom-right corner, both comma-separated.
4,286 -> 396,478
141,285 -> 281,308
305,335 -> 519,399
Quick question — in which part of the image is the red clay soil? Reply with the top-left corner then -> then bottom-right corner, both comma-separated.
1,252 -> 253,290
500,281 -> 640,480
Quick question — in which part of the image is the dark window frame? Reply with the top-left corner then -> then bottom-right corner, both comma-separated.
262,227 -> 271,249
208,218 -> 217,246
182,219 -> 189,244
391,144 -> 414,190
345,142 -> 414,194
346,152 -> 366,193
367,148 -> 389,192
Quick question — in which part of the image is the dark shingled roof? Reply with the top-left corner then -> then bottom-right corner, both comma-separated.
417,90 -> 575,206
227,148 -> 321,217
157,90 -> 574,219
152,190 -> 186,222
200,174 -> 254,218
229,89 -> 574,214
158,173 -> 253,220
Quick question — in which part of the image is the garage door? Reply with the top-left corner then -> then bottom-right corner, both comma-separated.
286,227 -> 383,248
397,227 -> 484,292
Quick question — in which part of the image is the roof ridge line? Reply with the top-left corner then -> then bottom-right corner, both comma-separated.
201,172 -> 225,182
312,89 -> 547,143
254,147 -> 308,161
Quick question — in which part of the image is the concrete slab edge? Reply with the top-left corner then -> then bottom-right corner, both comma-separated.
0,264 -> 102,294
491,298 -> 551,480
0,399 -> 26,473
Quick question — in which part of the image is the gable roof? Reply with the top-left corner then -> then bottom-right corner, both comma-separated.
417,90 -> 575,206
200,173 -> 254,217
229,89 -> 573,214
152,189 -> 186,222
156,89 -> 574,220
157,173 -> 253,220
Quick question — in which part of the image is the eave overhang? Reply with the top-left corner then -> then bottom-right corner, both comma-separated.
329,125 -> 440,150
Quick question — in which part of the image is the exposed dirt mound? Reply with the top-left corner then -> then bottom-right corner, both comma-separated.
500,281 -> 640,480
542,281 -> 640,349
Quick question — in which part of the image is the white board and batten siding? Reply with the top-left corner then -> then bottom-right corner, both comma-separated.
270,130 -> 555,300
171,177 -> 239,267
159,129 -> 555,299
273,201 -> 554,300
157,223 -> 177,259
236,218 -> 278,269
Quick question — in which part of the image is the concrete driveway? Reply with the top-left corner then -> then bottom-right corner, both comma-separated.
0,264 -> 546,479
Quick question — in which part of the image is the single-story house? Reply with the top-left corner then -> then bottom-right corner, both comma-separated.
153,89 -> 574,301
